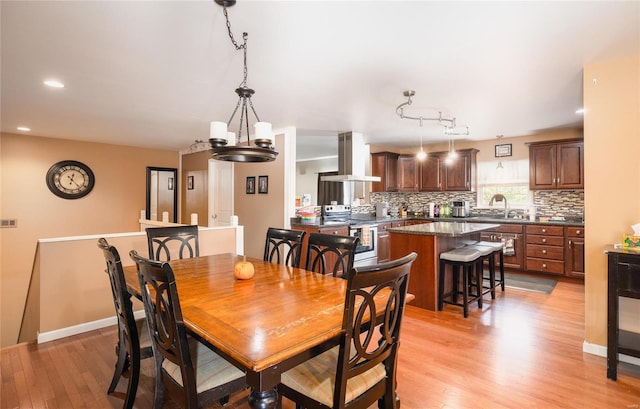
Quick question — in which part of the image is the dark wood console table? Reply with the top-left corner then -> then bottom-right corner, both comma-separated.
605,246 -> 640,380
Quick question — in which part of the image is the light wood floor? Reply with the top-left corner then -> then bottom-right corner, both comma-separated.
2,276 -> 640,409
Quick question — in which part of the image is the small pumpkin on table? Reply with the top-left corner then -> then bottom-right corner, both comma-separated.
234,255 -> 255,280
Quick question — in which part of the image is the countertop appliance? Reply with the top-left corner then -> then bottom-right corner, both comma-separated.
451,201 -> 470,218
376,202 -> 389,218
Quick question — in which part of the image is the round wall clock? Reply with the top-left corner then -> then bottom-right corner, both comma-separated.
46,160 -> 95,199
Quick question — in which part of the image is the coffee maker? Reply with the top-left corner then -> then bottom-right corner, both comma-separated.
451,201 -> 470,217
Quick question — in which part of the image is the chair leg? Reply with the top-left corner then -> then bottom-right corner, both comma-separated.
452,265 -> 460,304
108,336 -> 127,394
152,356 -> 165,409
488,255 -> 496,299
123,347 -> 141,409
461,265 -> 469,318
473,264 -> 482,308
438,259 -> 445,311
499,251 -> 505,291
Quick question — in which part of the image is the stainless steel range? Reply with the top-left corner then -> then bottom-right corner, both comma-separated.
322,205 -> 378,267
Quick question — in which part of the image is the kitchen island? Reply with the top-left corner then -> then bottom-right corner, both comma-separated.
389,222 -> 499,311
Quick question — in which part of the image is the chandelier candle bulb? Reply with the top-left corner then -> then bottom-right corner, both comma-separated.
226,131 -> 236,146
210,121 -> 228,142
254,122 -> 273,142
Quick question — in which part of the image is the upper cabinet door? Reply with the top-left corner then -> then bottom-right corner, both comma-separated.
371,152 -> 398,192
398,155 -> 418,192
443,149 -> 477,191
556,141 -> 584,189
529,144 -> 557,189
419,154 -> 442,191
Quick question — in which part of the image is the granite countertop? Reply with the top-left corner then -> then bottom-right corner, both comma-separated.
388,222 -> 500,237
291,215 -> 584,228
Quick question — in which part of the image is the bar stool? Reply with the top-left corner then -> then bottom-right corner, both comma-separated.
468,244 -> 498,299
476,241 -> 505,293
438,247 -> 483,318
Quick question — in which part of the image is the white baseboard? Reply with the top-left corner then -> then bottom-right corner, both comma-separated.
583,340 -> 640,366
37,310 -> 145,344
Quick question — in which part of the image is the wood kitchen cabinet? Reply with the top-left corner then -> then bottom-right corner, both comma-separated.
479,223 -> 525,270
566,226 -> 585,278
419,153 -> 443,191
443,149 -> 478,191
398,155 -> 419,192
377,220 -> 406,263
529,139 -> 584,190
420,149 -> 478,192
525,224 -> 565,275
371,152 -> 399,192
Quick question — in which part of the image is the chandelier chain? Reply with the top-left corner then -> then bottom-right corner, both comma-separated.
222,6 -> 248,87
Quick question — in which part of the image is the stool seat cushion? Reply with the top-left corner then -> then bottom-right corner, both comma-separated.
468,245 -> 494,257
475,241 -> 503,251
440,247 -> 482,262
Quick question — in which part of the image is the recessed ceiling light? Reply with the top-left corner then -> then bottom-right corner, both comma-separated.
16,126 -> 31,132
43,79 -> 64,88
575,108 -> 585,115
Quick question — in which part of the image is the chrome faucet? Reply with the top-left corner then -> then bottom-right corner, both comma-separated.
489,194 -> 510,218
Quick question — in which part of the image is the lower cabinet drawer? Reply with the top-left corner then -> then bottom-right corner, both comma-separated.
526,244 -> 564,260
526,258 -> 565,274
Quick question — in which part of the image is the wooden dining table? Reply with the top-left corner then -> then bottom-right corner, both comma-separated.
123,253 -> 385,408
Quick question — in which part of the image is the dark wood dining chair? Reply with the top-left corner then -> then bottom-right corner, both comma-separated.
146,225 -> 199,261
97,238 -> 153,409
278,252 -> 417,409
305,233 -> 359,279
129,250 -> 246,409
263,227 -> 307,267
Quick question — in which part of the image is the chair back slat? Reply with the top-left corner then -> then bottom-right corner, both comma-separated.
264,228 -> 306,268
306,233 -> 359,279
146,225 -> 199,261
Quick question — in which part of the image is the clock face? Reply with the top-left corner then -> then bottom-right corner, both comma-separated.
46,160 -> 95,199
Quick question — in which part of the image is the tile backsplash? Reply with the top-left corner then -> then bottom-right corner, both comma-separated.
364,190 -> 584,220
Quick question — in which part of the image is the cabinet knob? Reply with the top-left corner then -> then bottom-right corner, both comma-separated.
542,263 -> 547,268
569,240 -> 573,247
576,230 -> 581,235
333,231 -> 338,235
542,238 -> 547,243
542,249 -> 547,254
542,229 -> 547,233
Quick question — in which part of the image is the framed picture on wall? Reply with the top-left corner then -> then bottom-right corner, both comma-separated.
258,175 -> 268,194
187,176 -> 194,190
495,143 -> 512,157
246,176 -> 256,194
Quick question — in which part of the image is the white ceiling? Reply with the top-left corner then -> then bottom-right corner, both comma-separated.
2,1 -> 639,161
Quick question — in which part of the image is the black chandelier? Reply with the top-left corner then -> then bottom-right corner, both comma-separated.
209,0 -> 278,162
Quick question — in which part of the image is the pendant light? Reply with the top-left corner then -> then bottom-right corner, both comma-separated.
416,118 -> 427,160
209,0 -> 278,162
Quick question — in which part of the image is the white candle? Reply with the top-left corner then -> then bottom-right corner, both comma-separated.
190,213 -> 198,225
162,211 -> 169,223
210,121 -> 228,142
254,122 -> 273,143
226,131 -> 236,146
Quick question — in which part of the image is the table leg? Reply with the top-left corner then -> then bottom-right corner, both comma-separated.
248,388 -> 278,409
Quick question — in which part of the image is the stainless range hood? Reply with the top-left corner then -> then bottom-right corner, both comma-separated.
320,132 -> 381,182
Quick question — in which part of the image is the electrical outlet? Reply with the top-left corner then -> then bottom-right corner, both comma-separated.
1,219 -> 17,228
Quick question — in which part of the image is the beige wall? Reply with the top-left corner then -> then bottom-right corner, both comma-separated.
0,133 -> 178,347
33,227 -> 238,339
584,55 -> 640,346
234,133 -> 288,259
